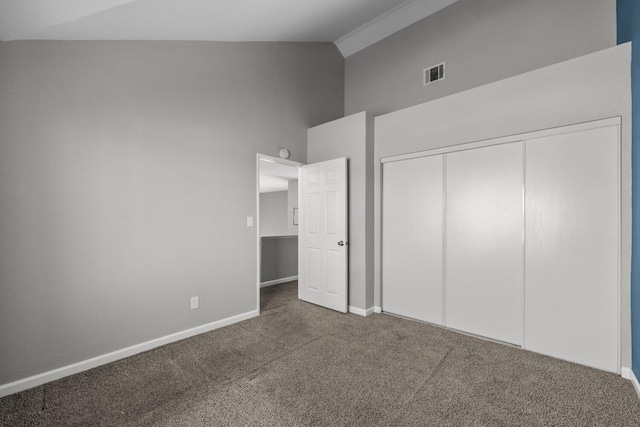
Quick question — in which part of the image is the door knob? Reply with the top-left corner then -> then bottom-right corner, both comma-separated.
338,241 -> 345,246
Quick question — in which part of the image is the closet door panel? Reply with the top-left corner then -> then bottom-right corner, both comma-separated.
525,126 -> 618,373
382,155 -> 443,324
446,142 -> 524,345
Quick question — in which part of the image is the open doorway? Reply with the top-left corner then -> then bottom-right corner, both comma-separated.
256,154 -> 304,313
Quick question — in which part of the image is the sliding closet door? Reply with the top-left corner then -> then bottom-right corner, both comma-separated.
382,155 -> 443,324
525,126 -> 618,373
445,142 -> 523,345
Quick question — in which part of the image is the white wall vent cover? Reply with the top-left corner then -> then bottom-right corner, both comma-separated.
424,62 -> 445,85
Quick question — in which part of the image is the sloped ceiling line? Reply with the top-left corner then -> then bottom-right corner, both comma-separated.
0,0 -> 140,41
0,0 -> 458,57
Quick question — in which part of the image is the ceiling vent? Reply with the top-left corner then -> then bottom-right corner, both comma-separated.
424,62 -> 445,86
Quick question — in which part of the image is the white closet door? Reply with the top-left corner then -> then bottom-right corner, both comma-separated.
382,155 -> 443,324
446,142 -> 524,345
525,126 -> 618,373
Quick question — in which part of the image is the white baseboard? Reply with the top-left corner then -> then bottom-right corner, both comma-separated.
622,367 -> 640,400
0,309 -> 259,398
260,275 -> 298,288
348,306 -> 375,317
373,306 -> 382,314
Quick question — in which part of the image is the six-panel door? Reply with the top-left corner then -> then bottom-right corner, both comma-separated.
299,158 -> 348,313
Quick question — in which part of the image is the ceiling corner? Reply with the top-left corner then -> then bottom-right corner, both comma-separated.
334,0 -> 458,58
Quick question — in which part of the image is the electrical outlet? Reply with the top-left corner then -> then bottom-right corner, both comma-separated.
190,296 -> 199,310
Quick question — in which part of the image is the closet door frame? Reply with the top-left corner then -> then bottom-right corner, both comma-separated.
381,118 -> 621,163
380,116 -> 621,372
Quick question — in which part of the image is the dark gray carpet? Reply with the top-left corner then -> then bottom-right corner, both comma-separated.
2,280 -> 639,426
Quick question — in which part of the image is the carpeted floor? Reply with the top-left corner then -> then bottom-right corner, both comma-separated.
2,280 -> 640,426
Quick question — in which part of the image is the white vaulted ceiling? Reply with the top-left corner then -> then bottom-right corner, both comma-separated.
0,0 -> 458,57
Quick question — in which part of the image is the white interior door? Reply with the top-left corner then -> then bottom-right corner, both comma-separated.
382,155 -> 444,324
524,125 -> 619,373
298,158 -> 348,313
445,142 -> 524,345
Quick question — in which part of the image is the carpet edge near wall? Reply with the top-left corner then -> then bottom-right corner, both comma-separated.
0,309 -> 259,398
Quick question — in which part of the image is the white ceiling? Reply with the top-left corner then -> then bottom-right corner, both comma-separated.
259,159 -> 298,193
0,0 -> 457,57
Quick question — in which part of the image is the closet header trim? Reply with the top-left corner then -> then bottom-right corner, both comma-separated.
380,116 -> 621,164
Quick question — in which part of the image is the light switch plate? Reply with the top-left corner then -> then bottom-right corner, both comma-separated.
247,216 -> 254,227
190,296 -> 199,310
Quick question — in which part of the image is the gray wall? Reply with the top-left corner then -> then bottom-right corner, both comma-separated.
260,191 -> 289,237
260,237 -> 298,283
287,180 -> 298,236
345,0 -> 616,116
308,112 -> 374,311
374,44 -> 632,368
0,40 -> 344,385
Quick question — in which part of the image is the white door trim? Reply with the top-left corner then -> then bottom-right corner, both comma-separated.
256,154 -> 304,313
381,116 -> 621,164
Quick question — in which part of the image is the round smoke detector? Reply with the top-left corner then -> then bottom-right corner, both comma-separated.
279,148 -> 290,159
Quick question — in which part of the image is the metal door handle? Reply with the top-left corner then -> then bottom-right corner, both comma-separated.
338,241 -> 345,246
